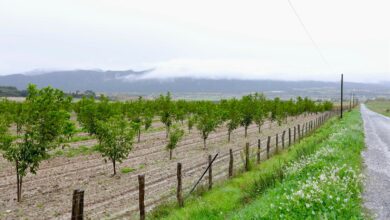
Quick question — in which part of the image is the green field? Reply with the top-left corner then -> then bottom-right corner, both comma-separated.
150,110 -> 365,220
366,100 -> 390,117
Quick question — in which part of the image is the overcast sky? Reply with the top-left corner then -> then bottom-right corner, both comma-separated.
0,0 -> 389,82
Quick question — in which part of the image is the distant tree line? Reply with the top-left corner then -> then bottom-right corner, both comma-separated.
0,85 -> 97,99
0,86 -> 27,97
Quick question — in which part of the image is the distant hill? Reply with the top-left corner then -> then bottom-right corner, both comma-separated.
1,70 -> 389,99
0,86 -> 26,97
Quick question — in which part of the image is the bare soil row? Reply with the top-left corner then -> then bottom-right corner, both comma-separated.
0,112 -> 330,219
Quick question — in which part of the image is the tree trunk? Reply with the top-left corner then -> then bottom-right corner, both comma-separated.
244,126 -> 248,137
203,138 -> 206,149
138,129 -> 141,143
169,149 -> 173,160
258,125 -> 261,133
19,176 -> 23,202
166,126 -> 169,138
112,159 -> 116,175
228,130 -> 231,142
16,161 -> 20,202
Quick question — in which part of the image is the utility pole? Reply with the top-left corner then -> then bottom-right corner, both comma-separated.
349,92 -> 352,111
340,74 -> 343,118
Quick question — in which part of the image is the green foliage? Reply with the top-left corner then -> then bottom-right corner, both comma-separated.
59,120 -> 77,146
239,95 -> 255,137
166,126 -> 184,159
221,99 -> 241,142
253,93 -> 267,133
187,114 -> 196,133
0,84 -> 72,201
96,116 -> 135,175
53,145 -> 100,158
156,92 -> 175,138
196,102 -> 221,149
120,167 -> 135,174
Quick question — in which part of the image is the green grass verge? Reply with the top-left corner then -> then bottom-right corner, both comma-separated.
149,110 -> 365,220
365,100 -> 390,117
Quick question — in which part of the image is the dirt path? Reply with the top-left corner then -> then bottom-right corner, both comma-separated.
361,104 -> 390,219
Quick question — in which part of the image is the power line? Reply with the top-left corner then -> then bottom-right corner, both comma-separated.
287,0 -> 335,73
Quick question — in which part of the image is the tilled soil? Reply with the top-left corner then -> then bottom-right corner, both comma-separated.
0,113 -> 328,219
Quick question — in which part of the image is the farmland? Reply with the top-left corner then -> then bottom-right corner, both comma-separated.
0,85 -> 335,219
365,99 -> 390,117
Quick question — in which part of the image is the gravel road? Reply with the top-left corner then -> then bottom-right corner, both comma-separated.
361,104 -> 390,219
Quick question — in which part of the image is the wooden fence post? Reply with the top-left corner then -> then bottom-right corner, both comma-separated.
288,128 -> 291,147
71,189 -> 84,220
297,125 -> 301,142
229,149 -> 233,177
138,175 -> 145,220
208,155 -> 212,190
267,136 -> 271,159
177,163 -> 184,207
275,134 -> 279,154
293,126 -> 296,143
257,139 -> 261,164
245,142 -> 250,171
282,131 -> 285,149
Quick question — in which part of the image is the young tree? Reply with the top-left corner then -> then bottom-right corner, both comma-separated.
0,84 -> 72,202
239,95 -> 255,137
187,114 -> 196,133
224,99 -> 240,142
166,126 -> 184,160
156,92 -> 175,138
143,110 -> 153,133
13,102 -> 26,136
253,93 -> 267,133
196,103 -> 221,149
96,116 -> 135,175
59,120 -> 77,149
76,96 -> 98,135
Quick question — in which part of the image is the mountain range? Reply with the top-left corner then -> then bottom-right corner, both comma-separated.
1,69 -> 389,99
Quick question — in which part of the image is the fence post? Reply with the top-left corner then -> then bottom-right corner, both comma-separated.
138,175 -> 145,220
294,126 -> 296,143
71,189 -> 84,220
177,163 -> 184,207
229,149 -> 233,177
267,136 -> 271,159
275,134 -> 279,153
282,131 -> 286,149
257,139 -> 261,164
288,128 -> 291,147
245,142 -> 250,171
297,124 -> 301,142
208,155 -> 212,190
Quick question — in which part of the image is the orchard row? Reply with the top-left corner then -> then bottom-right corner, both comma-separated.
0,84 -> 333,202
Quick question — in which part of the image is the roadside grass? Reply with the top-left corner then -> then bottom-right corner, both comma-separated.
148,110 -> 365,220
365,100 -> 390,117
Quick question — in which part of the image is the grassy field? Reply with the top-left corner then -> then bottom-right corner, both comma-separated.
365,100 -> 390,117
149,110 -> 365,219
